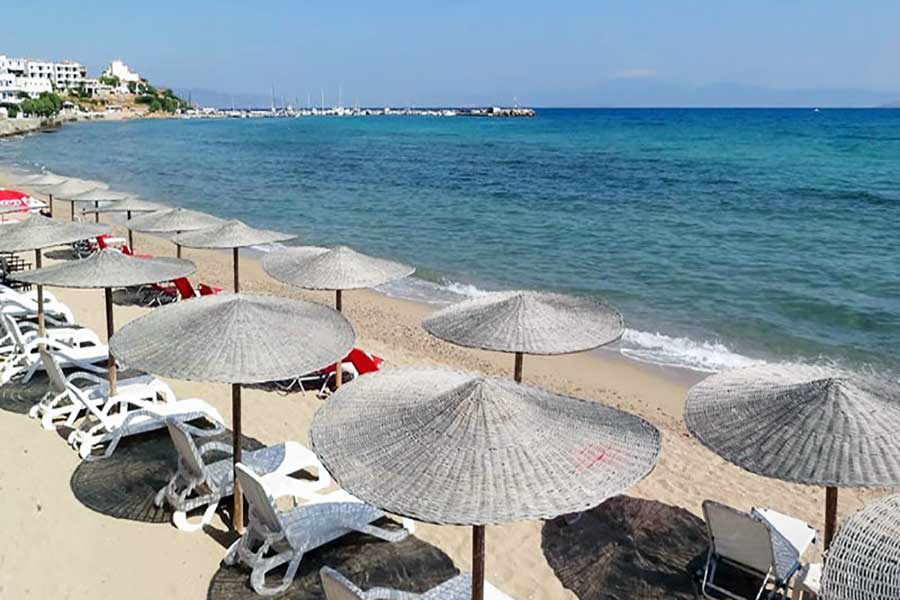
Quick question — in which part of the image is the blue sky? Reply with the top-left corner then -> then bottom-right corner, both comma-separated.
4,1 -> 899,106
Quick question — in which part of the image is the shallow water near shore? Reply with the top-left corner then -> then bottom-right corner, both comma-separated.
3,108 -> 900,373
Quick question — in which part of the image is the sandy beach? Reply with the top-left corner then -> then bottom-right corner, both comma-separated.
0,177 -> 894,599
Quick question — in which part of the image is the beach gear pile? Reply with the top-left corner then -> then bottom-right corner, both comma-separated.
1,173 -> 898,600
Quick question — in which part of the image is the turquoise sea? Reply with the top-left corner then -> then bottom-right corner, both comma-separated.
2,108 -> 899,373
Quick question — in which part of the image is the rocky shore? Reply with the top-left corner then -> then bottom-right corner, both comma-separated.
0,117 -> 60,138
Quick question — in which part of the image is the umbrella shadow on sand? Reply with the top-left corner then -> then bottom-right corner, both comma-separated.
541,496 -> 708,600
70,426 -> 264,524
208,528 -> 459,600
0,373 -> 51,414
43,247 -> 80,261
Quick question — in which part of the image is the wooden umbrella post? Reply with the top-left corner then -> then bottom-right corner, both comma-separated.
334,290 -> 343,388
232,383 -> 244,531
104,287 -> 117,396
514,352 -> 523,383
70,199 -> 75,221
94,200 -> 100,223
233,247 -> 240,292
48,193 -> 53,218
824,486 -> 838,550
176,243 -> 182,259
35,249 -> 45,337
472,525 -> 485,600
126,211 -> 134,251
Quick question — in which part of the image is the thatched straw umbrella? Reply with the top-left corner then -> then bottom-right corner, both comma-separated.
422,291 -> 624,382
110,293 -> 354,529
40,179 -> 108,221
311,367 -> 661,600
820,493 -> 900,600
684,364 -> 900,549
15,173 -> 66,216
126,208 -> 224,258
68,189 -> 129,223
263,245 -> 414,386
13,249 -> 195,394
173,220 -> 295,292
0,215 -> 108,335
81,198 -> 163,249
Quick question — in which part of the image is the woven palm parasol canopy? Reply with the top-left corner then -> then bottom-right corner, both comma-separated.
110,292 -> 355,529
15,173 -> 66,187
81,198 -> 163,215
0,215 -> 109,335
40,179 -> 108,221
820,493 -> 900,600
126,208 -> 224,257
684,363 -> 900,549
13,249 -> 195,394
311,366 -> 661,600
263,245 -> 414,387
173,220 -> 296,292
81,198 -> 163,249
423,290 -> 624,382
69,189 -> 129,223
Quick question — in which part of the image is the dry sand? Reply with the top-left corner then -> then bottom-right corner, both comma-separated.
0,184 -> 893,599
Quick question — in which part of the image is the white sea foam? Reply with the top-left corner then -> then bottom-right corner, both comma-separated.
620,328 -> 764,373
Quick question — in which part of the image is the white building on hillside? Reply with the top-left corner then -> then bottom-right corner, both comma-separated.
103,59 -> 142,84
0,54 -> 69,104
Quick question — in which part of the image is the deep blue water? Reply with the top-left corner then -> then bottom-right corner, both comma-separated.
3,108 -> 900,372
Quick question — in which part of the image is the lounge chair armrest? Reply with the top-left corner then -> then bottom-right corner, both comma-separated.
65,371 -> 108,387
366,590 -> 422,600
171,416 -> 227,438
198,440 -> 234,457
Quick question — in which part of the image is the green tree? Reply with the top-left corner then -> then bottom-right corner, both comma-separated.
99,74 -> 120,87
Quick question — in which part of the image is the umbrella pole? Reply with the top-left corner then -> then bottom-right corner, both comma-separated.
514,352 -> 523,383
104,287 -> 117,396
176,243 -> 182,259
48,193 -> 53,218
472,525 -> 485,600
127,211 -> 134,251
34,249 -> 44,337
94,201 -> 99,223
825,486 -> 838,550
232,383 -> 244,532
334,290 -> 343,388
70,200 -> 75,221
233,247 -> 239,292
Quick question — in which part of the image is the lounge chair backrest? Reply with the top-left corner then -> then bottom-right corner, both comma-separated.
173,278 -> 196,300
96,235 -> 109,249
166,420 -> 207,480
319,567 -> 366,600
235,463 -> 283,533
40,348 -> 68,394
0,313 -> 25,351
347,348 -> 382,375
703,500 -> 776,575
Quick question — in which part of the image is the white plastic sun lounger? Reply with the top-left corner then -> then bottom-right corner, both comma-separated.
700,500 -> 815,600
320,567 -> 515,600
0,313 -> 108,384
154,418 -> 332,532
0,287 -> 75,325
225,463 -> 415,596
67,388 -> 224,460
29,348 -> 176,430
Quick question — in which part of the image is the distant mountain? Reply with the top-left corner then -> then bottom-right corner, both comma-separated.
882,100 -> 900,108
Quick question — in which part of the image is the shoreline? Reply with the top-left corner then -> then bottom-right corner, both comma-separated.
1,171 -> 894,599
